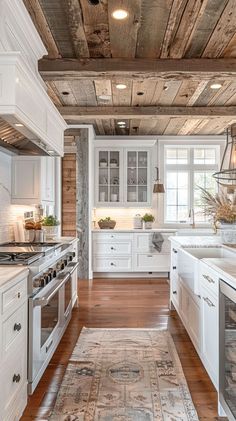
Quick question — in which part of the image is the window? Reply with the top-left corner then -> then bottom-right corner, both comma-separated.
164,145 -> 219,224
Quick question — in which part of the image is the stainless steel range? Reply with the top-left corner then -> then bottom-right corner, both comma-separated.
0,241 -> 79,394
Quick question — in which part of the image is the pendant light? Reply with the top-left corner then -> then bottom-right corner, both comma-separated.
153,167 -> 165,193
213,125 -> 236,190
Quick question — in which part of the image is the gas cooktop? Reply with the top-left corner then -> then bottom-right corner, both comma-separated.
0,242 -> 62,265
0,251 -> 43,265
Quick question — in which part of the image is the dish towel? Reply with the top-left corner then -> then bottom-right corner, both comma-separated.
152,232 -> 164,252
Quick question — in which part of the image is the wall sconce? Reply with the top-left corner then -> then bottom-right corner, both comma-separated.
153,167 -> 165,193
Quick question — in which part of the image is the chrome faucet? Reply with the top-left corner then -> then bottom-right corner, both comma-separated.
189,208 -> 196,228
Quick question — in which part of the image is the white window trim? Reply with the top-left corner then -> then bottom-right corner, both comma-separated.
158,139 -> 225,228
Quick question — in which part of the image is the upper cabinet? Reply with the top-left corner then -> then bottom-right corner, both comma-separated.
12,156 -> 55,205
95,147 -> 152,207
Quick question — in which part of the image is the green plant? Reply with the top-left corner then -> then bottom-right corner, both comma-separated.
42,215 -> 60,226
98,217 -> 113,223
142,213 -> 155,223
199,186 -> 236,224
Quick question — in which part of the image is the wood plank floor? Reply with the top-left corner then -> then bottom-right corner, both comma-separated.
21,278 -> 224,420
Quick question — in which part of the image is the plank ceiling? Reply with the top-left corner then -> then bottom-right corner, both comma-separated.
24,0 -> 236,135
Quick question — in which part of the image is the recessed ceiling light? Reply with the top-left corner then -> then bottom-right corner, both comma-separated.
137,92 -> 144,96
14,123 -> 24,127
210,83 -> 222,90
98,95 -> 111,100
163,86 -> 168,91
115,84 -> 127,90
47,150 -> 54,154
117,121 -> 126,125
112,9 -> 128,20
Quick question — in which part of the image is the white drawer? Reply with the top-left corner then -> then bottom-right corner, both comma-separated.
1,344 -> 27,418
93,241 -> 132,256
135,253 -> 170,272
2,278 -> 27,315
134,233 -> 171,253
2,302 -> 26,355
199,262 -> 219,297
93,256 -> 132,272
93,232 -> 133,242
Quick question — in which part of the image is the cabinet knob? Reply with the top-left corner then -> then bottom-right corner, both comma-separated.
110,262 -> 115,266
14,323 -> 22,332
111,247 -> 115,250
173,291 -> 177,295
13,374 -> 21,383
17,292 -> 21,299
172,266 -> 177,270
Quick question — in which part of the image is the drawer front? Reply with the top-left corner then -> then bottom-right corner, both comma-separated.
2,278 -> 27,315
93,257 -> 132,272
93,232 -> 132,242
134,233 -> 171,253
1,344 -> 27,417
93,241 -> 132,256
135,253 -> 170,272
2,303 -> 26,355
199,262 -> 219,296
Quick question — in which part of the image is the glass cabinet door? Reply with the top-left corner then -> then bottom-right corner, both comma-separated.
98,150 -> 120,204
127,151 -> 148,204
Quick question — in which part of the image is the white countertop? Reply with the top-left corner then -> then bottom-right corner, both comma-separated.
0,267 -> 28,288
169,235 -> 222,247
92,228 -> 177,233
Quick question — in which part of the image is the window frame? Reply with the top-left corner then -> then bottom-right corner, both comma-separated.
160,143 -> 221,226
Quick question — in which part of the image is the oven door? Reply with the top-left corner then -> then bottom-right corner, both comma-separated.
220,279 -> 236,421
28,273 -> 70,394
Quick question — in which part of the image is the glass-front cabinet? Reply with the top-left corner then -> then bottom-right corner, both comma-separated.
95,148 -> 151,206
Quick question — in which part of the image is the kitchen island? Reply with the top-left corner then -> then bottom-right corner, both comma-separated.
169,235 -> 236,419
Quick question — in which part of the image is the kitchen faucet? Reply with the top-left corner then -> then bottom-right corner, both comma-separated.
189,208 -> 196,228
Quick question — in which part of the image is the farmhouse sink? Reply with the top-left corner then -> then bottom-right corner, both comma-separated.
178,247 -> 236,296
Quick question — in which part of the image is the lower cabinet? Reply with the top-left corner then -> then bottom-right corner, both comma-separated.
0,271 -> 28,421
201,282 -> 218,389
71,239 -> 79,307
92,231 -> 172,274
178,281 -> 201,354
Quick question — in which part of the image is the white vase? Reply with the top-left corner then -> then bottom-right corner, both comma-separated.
219,223 -> 236,244
43,225 -> 59,240
144,221 -> 153,229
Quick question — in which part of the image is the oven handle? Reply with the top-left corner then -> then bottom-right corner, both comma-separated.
33,262 -> 79,308
220,279 -> 236,302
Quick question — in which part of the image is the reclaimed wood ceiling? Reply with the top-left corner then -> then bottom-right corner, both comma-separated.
24,0 -> 236,135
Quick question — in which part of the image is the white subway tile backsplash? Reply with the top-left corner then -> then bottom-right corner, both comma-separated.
93,207 -> 154,229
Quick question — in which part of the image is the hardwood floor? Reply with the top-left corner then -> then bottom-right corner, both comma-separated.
21,278 -> 223,421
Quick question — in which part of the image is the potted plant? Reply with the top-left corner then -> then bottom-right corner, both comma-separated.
142,213 -> 155,229
98,217 -> 116,229
42,215 -> 60,239
200,187 -> 236,243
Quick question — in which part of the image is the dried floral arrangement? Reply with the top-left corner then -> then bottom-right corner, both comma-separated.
200,186 -> 236,225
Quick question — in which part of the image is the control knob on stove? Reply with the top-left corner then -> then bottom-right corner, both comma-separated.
64,259 -> 68,267
60,262 -> 65,270
53,269 -> 57,278
44,274 -> 50,284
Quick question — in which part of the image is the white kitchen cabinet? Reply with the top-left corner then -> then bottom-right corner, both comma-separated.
0,271 -> 28,421
12,156 -> 55,205
199,261 -> 219,389
92,231 -> 172,275
95,147 -> 152,207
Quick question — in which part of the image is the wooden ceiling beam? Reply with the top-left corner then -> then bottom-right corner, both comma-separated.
59,105 -> 236,120
39,58 -> 236,81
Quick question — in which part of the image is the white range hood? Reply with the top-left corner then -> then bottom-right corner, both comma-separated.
0,0 -> 67,156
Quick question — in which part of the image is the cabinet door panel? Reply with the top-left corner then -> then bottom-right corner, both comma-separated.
12,158 -> 39,200
96,149 -> 122,205
201,287 -> 218,388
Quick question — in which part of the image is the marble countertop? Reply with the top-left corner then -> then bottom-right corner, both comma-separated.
202,258 -> 236,287
0,267 -> 28,289
92,228 -> 177,233
169,235 -> 222,247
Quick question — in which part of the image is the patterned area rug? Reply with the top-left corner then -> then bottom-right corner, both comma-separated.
49,328 -> 199,420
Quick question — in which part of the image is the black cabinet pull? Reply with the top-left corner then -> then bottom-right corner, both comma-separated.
13,374 -> 21,383
14,323 -> 22,332
173,291 -> 177,294
172,266 -> 177,270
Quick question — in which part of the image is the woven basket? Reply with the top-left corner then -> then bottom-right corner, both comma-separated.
98,220 -> 116,229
